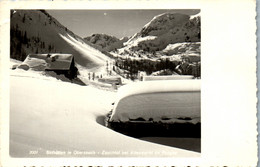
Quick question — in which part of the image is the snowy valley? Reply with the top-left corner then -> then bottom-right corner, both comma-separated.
11,10 -> 201,83
9,10 -> 201,157
10,67 -> 200,157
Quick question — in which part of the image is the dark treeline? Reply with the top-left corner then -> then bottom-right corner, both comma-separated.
10,24 -> 28,60
114,58 -> 179,80
10,10 -> 68,61
10,24 -> 56,61
114,57 -> 201,80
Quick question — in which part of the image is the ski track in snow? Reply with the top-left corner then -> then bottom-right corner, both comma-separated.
9,70 -> 200,157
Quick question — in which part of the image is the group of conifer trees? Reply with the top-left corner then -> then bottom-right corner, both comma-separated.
10,24 -> 56,61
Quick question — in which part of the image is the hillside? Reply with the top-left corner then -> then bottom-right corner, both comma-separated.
84,34 -> 128,52
109,12 -> 201,79
126,13 -> 200,50
10,10 -> 109,69
111,12 -> 200,60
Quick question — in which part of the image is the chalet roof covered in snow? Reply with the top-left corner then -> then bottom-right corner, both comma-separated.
110,80 -> 201,123
143,75 -> 194,81
19,54 -> 73,70
116,80 -> 200,100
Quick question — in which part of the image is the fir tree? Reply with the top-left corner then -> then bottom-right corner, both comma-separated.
22,14 -> 26,23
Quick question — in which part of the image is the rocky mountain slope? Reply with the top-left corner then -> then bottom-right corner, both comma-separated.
84,34 -> 128,52
111,12 -> 201,60
10,10 -> 109,69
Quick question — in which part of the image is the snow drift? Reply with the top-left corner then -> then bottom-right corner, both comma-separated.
110,80 -> 201,123
9,69 -> 200,157
143,75 -> 194,81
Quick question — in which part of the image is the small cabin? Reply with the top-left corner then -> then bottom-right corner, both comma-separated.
18,53 -> 78,80
98,76 -> 122,85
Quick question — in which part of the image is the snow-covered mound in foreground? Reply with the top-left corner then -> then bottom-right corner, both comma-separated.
10,70 -> 200,157
110,80 -> 200,123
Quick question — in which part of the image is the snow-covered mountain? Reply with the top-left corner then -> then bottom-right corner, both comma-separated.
10,10 -> 201,82
84,34 -> 128,52
112,12 -> 201,60
10,10 -> 109,69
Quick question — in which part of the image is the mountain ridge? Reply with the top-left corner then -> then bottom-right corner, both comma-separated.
84,33 -> 128,52
10,10 -> 109,69
110,12 -> 200,61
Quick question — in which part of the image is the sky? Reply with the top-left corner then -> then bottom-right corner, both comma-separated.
47,9 -> 200,39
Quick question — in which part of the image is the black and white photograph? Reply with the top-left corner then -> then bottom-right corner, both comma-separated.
9,9 -> 201,157
0,0 -> 257,166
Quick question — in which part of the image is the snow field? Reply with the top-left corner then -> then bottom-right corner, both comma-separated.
10,70 -> 200,157
60,33 -> 110,66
